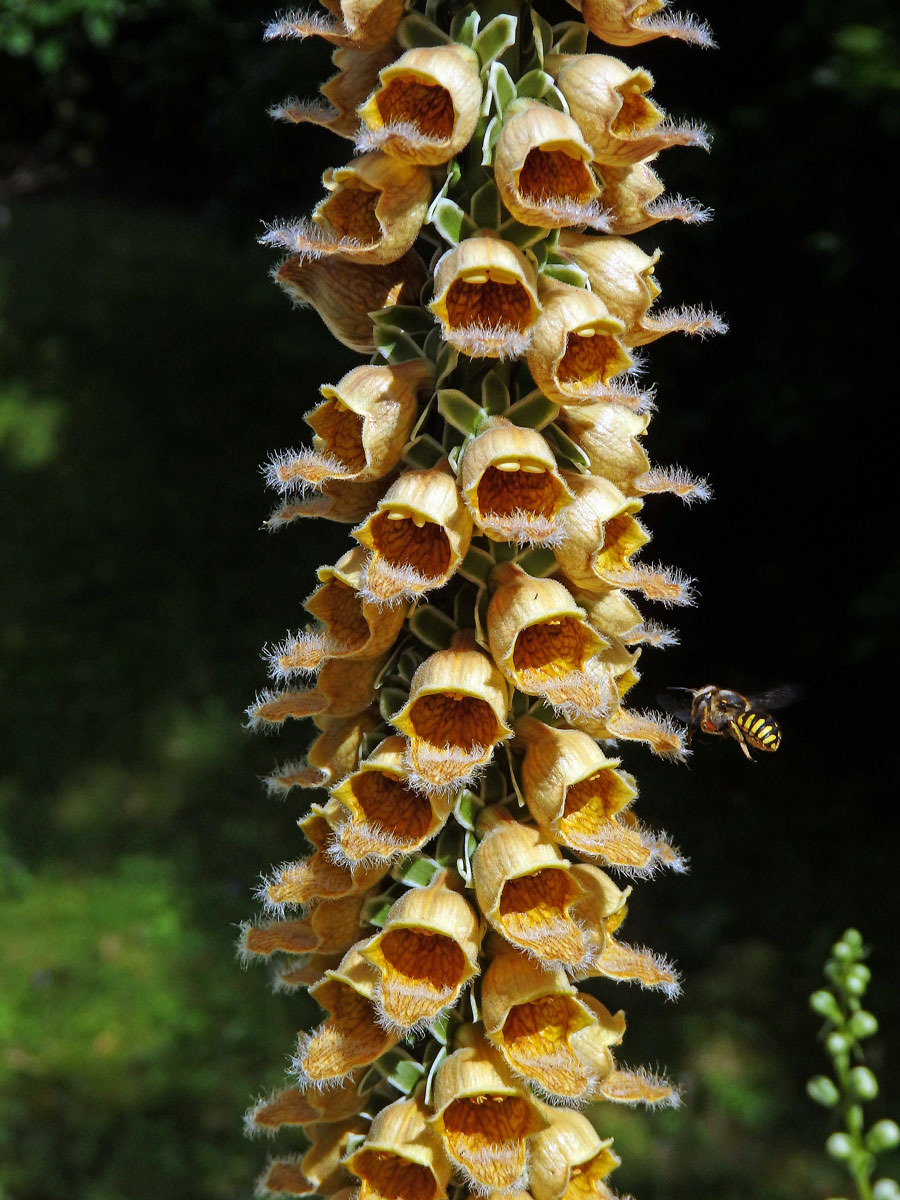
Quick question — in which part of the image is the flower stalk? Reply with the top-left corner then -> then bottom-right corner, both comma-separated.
243,0 -> 724,1194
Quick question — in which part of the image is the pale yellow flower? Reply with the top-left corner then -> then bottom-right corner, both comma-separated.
239,889 -> 370,961
357,45 -> 482,164
246,653 -> 385,731
345,1093 -> 453,1200
265,474 -> 398,529
563,0 -> 715,49
245,1074 -> 371,1136
255,1119 -> 366,1197
265,0 -> 405,50
595,158 -> 712,234
429,1033 -> 548,1193
457,420 -> 574,546
390,632 -> 513,794
528,1104 -> 620,1200
274,249 -> 427,353
360,869 -> 481,1032
264,709 -> 381,796
353,463 -> 474,607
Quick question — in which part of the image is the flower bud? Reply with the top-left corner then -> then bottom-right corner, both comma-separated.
849,1066 -> 879,1101
810,989 -> 842,1022
848,1010 -> 879,1039
806,1075 -> 841,1108
825,1132 -> 855,1161
868,1121 -> 900,1153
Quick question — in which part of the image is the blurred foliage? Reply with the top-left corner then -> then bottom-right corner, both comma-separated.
1,0 -> 899,1197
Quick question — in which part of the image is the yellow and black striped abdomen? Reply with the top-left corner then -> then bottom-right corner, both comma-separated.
735,709 -> 781,751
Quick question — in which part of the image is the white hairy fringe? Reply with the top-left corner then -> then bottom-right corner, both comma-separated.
259,217 -> 378,259
621,620 -> 680,648
520,194 -> 613,233
262,759 -> 320,796
243,1090 -> 285,1140
263,10 -> 342,40
636,464 -> 712,504
253,861 -> 312,918
477,508 -> 566,549
645,194 -> 713,224
604,1062 -> 684,1108
324,819 -> 411,869
254,1153 -> 307,1200
263,447 -> 350,493
355,121 -> 447,156
359,559 -> 442,609
641,7 -> 717,49
403,743 -> 488,797
290,1033 -> 353,1091
267,95 -> 339,126
442,322 -> 533,361
644,304 -> 728,338
262,631 -> 331,679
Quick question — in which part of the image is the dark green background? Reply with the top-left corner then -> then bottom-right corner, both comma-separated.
1,1 -> 898,1196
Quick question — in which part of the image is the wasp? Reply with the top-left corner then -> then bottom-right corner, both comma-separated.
657,684 -> 797,761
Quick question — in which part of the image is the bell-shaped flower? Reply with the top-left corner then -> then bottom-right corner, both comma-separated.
264,549 -> 409,680
594,157 -> 712,234
553,473 -> 694,605
472,815 -> 597,971
357,45 -> 482,165
239,889 -> 370,962
266,361 -> 432,494
262,152 -> 432,266
581,926 -> 682,999
360,869 -> 482,1032
265,474 -> 398,529
525,278 -> 632,406
265,0 -> 404,50
293,942 -> 399,1086
458,421 -> 574,547
557,232 -> 726,345
344,1093 -> 453,1200
245,1074 -> 371,1136
563,0 -> 715,49
576,588 -> 678,651
481,945 -> 625,1103
353,464 -> 473,607
515,718 -> 677,873
527,1104 -> 621,1200
274,249 -> 427,353
264,709 -> 382,796
557,402 -> 651,493
246,653 -> 385,731
546,54 -> 710,166
390,632 -> 513,794
572,703 -> 690,761
430,236 -> 542,359
257,804 -> 389,913
487,567 -> 618,722
270,45 -> 400,140
429,1033 -> 548,1193
256,1118 -> 366,1196
328,736 -> 454,866
493,100 -> 608,231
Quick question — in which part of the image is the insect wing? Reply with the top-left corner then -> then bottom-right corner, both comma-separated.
655,687 -> 696,723
745,683 -> 802,712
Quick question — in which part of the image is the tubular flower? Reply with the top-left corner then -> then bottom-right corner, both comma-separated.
275,250 -> 427,353
352,464 -> 473,608
265,0 -> 405,50
293,942 -> 399,1086
267,361 -> 433,491
360,868 -> 481,1032
344,1094 -> 453,1200
390,632 -> 512,793
430,236 -> 542,359
493,101 -> 608,231
457,421 -> 574,546
357,45 -> 483,165
429,1033 -> 548,1194
247,2 -> 721,1195
481,946 -> 626,1103
546,54 -> 710,166
472,814 -> 599,970
329,735 -> 454,865
487,567 -> 618,721
525,277 -> 632,406
528,1104 -> 621,1200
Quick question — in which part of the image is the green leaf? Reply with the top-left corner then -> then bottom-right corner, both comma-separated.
474,14 -> 518,69
379,686 -> 409,722
480,765 -> 508,805
403,433 -> 445,469
516,68 -> 555,99
487,60 -> 517,113
409,605 -> 459,650
437,388 -> 486,435
397,647 -> 425,682
373,324 -> 425,363
374,1048 -> 426,1094
552,20 -> 589,55
530,9 -> 553,64
429,197 -> 476,246
451,8 -> 480,46
454,789 -> 482,831
470,178 -> 502,228
481,370 -> 510,415
480,114 -> 502,167
498,218 -> 553,250
397,10 -> 452,47
515,547 -> 559,577
505,389 -> 559,429
392,855 -> 441,887
543,421 -> 591,471
425,1044 -> 449,1105
540,260 -> 591,288
360,894 -> 395,929
435,823 -> 466,868
371,305 -> 437,334
434,341 -> 458,386
459,544 -> 495,587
